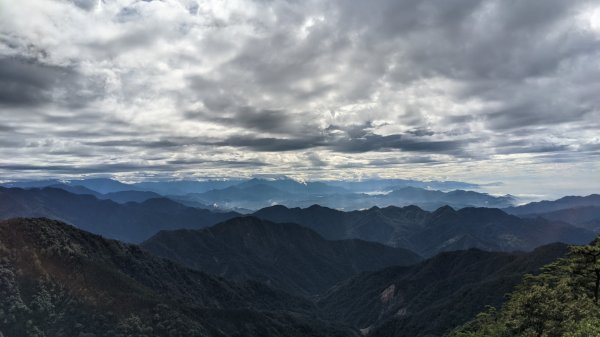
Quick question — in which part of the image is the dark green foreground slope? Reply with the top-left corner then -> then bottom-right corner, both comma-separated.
448,237 -> 600,337
317,244 -> 569,337
0,218 -> 357,337
142,216 -> 421,296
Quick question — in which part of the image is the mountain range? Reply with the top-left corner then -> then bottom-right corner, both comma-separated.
504,194 -> 600,215
0,187 -> 239,242
0,217 -> 356,337
1,186 -> 592,254
317,243 -> 569,337
179,184 -> 514,211
1,177 -> 513,211
253,204 -> 594,256
142,216 -> 421,296
0,216 -> 573,337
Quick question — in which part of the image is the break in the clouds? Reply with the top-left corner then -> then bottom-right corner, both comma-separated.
0,0 -> 599,195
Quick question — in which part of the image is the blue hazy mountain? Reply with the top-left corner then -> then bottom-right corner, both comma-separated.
177,180 -> 513,211
2,177 -> 510,211
253,204 -> 593,257
322,179 -> 480,192
514,205 -> 600,232
0,187 -> 239,242
132,179 -> 246,195
504,194 -> 600,215
3,178 -> 137,194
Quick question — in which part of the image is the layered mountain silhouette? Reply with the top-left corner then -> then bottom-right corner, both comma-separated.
503,194 -> 600,233
317,243 -> 569,337
1,185 -> 591,254
48,183 -> 165,204
318,178 -> 480,192
142,217 -> 421,296
2,177 -> 513,211
0,187 -> 239,242
181,183 -> 513,211
527,206 -> 600,232
0,218 -> 356,337
504,194 -> 600,215
253,204 -> 594,256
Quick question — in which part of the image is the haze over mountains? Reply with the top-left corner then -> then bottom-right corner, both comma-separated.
0,187 -> 239,242
1,177 -> 514,211
3,0 -> 600,335
1,183 -> 594,256
253,204 -> 593,257
0,176 -> 599,336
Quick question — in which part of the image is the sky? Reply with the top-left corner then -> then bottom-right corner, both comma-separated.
0,0 -> 599,198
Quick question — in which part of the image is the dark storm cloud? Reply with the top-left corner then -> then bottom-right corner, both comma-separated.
84,139 -> 182,148
0,124 -> 13,132
215,123 -> 469,155
186,106 -> 314,136
330,133 -> 467,154
0,158 -> 269,175
215,135 -> 324,152
324,123 -> 469,154
0,57 -> 75,107
368,156 -> 440,166
167,158 -> 270,167
0,56 -> 102,111
493,139 -> 572,155
0,163 -> 163,174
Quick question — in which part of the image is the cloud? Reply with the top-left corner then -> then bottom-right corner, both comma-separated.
0,57 -> 80,107
0,0 -> 599,195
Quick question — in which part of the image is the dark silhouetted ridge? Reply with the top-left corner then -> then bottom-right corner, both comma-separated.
143,216 -> 421,296
0,217 -> 357,337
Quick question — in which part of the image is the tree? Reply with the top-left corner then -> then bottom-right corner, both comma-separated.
570,240 -> 600,303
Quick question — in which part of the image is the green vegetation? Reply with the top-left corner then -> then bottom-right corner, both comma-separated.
448,238 -> 600,337
0,218 -> 355,337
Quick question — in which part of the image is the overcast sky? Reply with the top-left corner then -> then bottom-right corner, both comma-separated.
0,0 -> 599,197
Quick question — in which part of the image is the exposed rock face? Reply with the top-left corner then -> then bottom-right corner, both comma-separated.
380,285 -> 396,304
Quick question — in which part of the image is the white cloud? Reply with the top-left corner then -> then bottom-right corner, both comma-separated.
0,0 -> 599,197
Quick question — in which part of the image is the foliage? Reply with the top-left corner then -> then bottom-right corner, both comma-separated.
0,218 -> 352,337
447,238 -> 600,337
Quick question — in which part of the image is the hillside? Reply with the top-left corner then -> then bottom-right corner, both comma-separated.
448,237 -> 600,337
0,218 -> 357,337
317,243 -> 569,337
523,206 -> 600,232
142,217 -> 421,296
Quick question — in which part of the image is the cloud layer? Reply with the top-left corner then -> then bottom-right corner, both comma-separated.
0,0 -> 599,195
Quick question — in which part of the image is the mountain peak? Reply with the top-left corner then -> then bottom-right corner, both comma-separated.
432,205 -> 456,214
143,216 -> 421,296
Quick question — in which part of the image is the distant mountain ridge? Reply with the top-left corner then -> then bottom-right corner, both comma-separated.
142,216 -> 421,296
179,182 -> 513,211
0,187 -> 239,242
0,186 -> 592,255
1,177 -> 510,211
253,204 -> 593,256
505,194 -> 600,215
